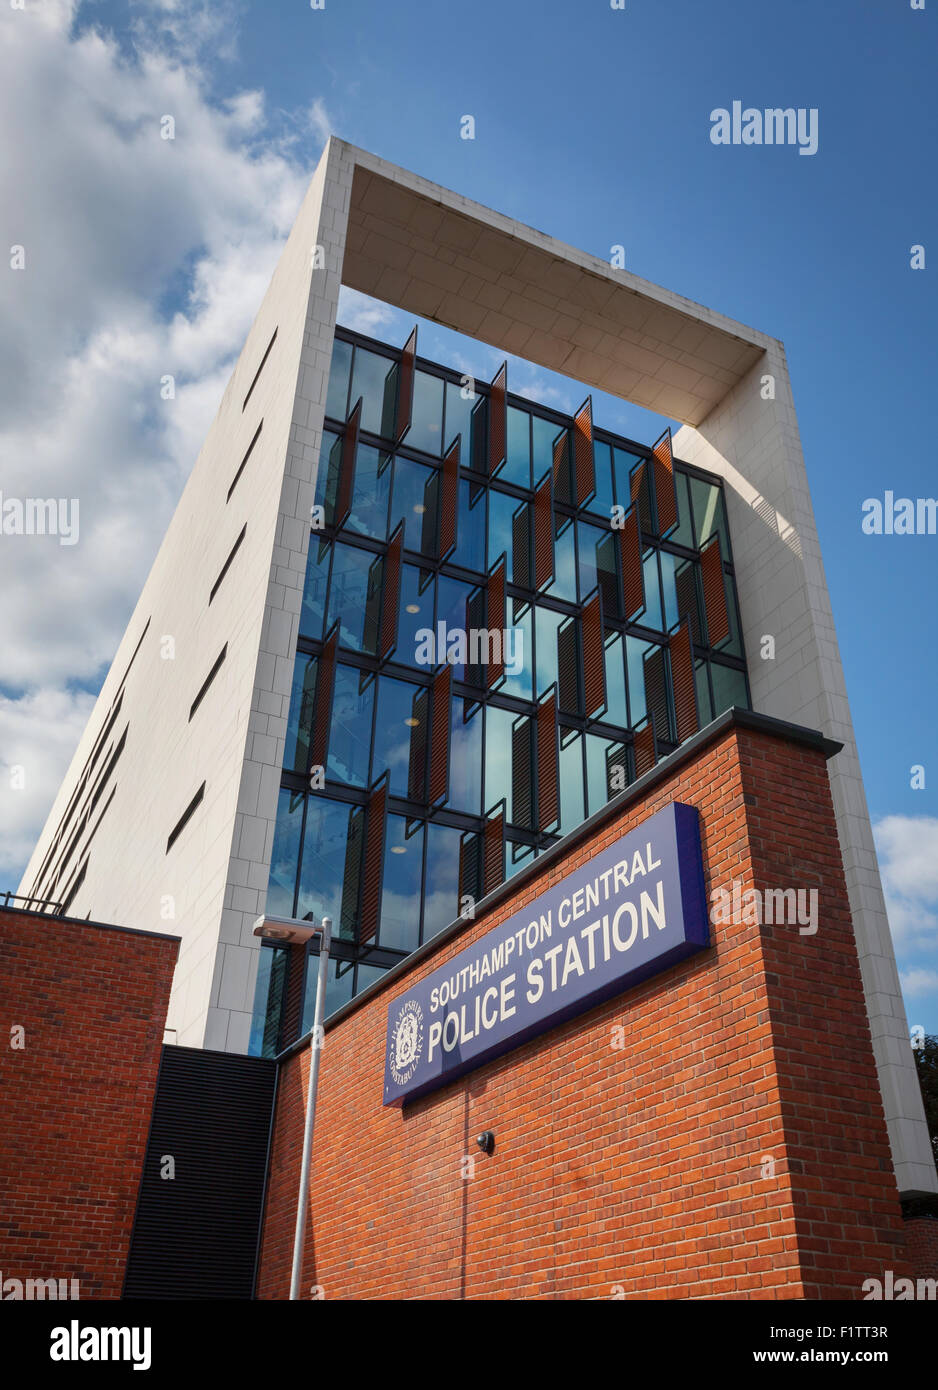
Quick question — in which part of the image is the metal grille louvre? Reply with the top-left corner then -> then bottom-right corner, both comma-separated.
669,619 -> 699,744
407,687 -> 429,802
633,720 -> 657,779
482,805 -> 504,896
380,523 -> 403,659
552,427 -> 572,506
630,459 -> 653,534
337,397 -> 361,528
700,534 -> 730,646
396,326 -> 417,443
428,665 -> 452,806
581,590 -> 606,719
652,427 -> 678,536
511,714 -> 534,830
122,1046 -> 276,1300
486,557 -> 506,689
310,624 -> 337,774
573,397 -> 595,507
619,504 -> 644,619
488,362 -> 507,475
439,436 -> 460,559
360,779 -> 387,943
511,499 -> 531,590
536,690 -> 559,831
464,586 -> 486,689
342,804 -> 366,939
643,644 -> 671,745
557,615 -> 579,714
533,473 -> 554,589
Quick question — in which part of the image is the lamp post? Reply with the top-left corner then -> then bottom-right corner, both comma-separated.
252,912 -> 332,1302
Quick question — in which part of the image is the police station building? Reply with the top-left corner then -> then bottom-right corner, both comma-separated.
5,139 -> 937,1301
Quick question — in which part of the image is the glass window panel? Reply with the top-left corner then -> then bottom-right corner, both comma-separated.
301,953 -> 356,1031
558,730 -> 585,835
531,413 -> 559,484
710,662 -> 748,717
390,454 -> 437,556
326,664 -> 374,789
690,476 -> 730,555
448,697 -> 483,815
484,704 -> 515,822
325,337 -> 352,422
448,480 -> 486,574
577,520 -> 611,601
642,552 -> 663,631
501,406 -> 531,489
405,370 -> 445,456
506,841 -> 535,879
603,633 -> 629,728
380,816 -> 424,952
487,487 -> 517,573
444,380 -> 477,455
327,542 -> 381,654
350,346 -> 396,438
626,636 -> 656,725
549,518 -> 577,603
695,659 -> 714,726
591,441 -> 615,518
500,607 -> 532,702
720,569 -> 744,658
372,676 -> 424,797
422,821 -> 464,942
301,536 -> 331,639
585,734 -> 619,817
296,795 -> 364,941
612,448 -> 642,508
347,443 -> 391,540
397,565 -> 435,670
355,957 -> 393,998
266,787 -> 305,918
671,470 -> 695,549
435,574 -> 473,681
249,943 -> 288,1058
659,550 -> 680,631
535,604 -> 563,697
314,430 -> 341,524
284,655 -> 318,777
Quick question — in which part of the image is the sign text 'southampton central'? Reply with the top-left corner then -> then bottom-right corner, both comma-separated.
383,802 -> 709,1105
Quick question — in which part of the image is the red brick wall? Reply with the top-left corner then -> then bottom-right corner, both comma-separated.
904,1219 -> 938,1280
256,723 -> 911,1300
0,909 -> 178,1298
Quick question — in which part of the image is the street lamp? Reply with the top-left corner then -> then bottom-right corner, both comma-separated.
253,911 -> 332,1301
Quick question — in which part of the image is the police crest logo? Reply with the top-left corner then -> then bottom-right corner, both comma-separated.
389,999 -> 424,1087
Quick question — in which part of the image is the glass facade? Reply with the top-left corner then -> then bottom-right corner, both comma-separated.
250,326 -> 751,1054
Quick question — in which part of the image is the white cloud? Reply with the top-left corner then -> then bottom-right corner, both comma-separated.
0,0 -> 319,887
900,968 -> 938,1000
874,815 -> 938,950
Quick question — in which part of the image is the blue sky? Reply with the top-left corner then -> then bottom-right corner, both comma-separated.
2,0 -> 936,1029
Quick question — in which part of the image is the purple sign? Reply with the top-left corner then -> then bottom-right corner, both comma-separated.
383,801 -> 709,1106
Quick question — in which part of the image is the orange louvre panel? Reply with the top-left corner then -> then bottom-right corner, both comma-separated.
380,523 -> 403,659
486,558 -> 506,689
336,397 -> 361,529
536,691 -> 558,832
652,428 -> 677,536
700,535 -> 730,646
552,427 -> 571,506
359,779 -> 387,944
439,436 -> 460,559
396,326 -> 417,443
533,473 -> 554,590
488,362 -> 507,475
581,590 -> 606,720
630,458 -> 653,534
619,504 -> 644,619
482,806 -> 504,897
427,665 -> 451,806
310,624 -> 337,774
669,619 -> 699,745
573,397 -> 595,507
633,721 -> 656,780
